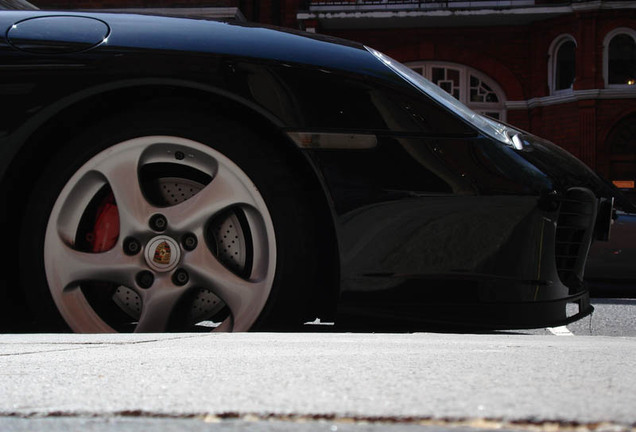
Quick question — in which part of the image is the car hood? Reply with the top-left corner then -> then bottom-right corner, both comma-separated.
1,10 -> 389,78
514,132 -> 634,212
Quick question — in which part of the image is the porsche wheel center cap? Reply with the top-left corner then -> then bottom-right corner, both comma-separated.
145,236 -> 180,272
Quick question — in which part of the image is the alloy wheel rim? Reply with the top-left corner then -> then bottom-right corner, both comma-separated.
43,136 -> 276,333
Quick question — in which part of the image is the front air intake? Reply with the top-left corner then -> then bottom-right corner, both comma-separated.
554,188 -> 597,290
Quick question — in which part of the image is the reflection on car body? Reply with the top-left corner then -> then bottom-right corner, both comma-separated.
0,7 -> 629,333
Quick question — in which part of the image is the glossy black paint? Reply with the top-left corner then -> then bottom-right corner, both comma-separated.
7,16 -> 110,54
0,10 -> 619,329
307,134 -> 595,328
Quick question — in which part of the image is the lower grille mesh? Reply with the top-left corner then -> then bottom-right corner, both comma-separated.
555,189 -> 596,288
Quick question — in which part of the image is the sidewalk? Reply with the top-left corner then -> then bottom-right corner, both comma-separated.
1,333 -> 635,430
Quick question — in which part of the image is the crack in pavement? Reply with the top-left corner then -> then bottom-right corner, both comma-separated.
0,334 -> 208,346
0,412 -> 634,432
0,347 -> 91,357
1,333 -> 208,344
0,334 -> 209,356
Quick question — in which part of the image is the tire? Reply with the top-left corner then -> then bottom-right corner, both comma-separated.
19,107 -> 318,332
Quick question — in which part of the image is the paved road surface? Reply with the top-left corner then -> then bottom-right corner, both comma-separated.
1,299 -> 634,431
568,298 -> 636,336
1,332 -> 635,431
519,298 -> 636,337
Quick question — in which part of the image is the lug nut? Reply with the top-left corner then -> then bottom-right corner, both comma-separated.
172,268 -> 189,286
149,214 -> 168,232
181,233 -> 198,251
136,271 -> 154,289
123,237 -> 141,255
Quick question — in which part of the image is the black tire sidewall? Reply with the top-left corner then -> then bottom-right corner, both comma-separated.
19,108 -> 317,331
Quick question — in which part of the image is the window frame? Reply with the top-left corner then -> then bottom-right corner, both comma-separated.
603,28 -> 636,89
406,61 -> 507,121
548,34 -> 577,95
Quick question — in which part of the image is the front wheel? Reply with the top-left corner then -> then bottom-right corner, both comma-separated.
20,112 -> 316,332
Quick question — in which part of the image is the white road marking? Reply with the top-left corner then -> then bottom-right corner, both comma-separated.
548,325 -> 574,336
304,318 -> 335,326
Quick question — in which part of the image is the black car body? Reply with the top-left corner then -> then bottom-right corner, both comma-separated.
0,10 -> 626,332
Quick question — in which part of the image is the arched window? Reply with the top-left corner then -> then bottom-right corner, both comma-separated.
407,62 -> 506,121
604,28 -> 636,88
549,35 -> 576,94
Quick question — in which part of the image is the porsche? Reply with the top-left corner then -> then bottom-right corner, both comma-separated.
0,7 -> 627,332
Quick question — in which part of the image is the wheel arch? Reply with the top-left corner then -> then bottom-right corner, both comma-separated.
1,79 -> 340,330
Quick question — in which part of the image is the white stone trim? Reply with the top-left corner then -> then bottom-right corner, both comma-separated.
298,6 -> 570,21
298,1 -> 636,20
89,7 -> 246,21
572,1 -> 636,11
506,88 -> 636,110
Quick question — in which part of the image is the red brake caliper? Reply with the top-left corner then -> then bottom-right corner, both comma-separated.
89,193 -> 120,253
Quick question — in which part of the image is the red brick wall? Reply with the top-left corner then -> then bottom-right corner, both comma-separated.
529,103 -> 582,157
328,25 -> 529,101
596,100 -> 636,178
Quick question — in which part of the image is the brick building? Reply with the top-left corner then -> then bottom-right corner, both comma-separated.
34,0 -> 636,199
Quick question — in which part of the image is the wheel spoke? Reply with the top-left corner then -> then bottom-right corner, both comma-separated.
185,244 -> 268,328
213,318 -> 233,332
45,233 -> 140,294
61,289 -> 118,333
241,207 -> 272,280
164,165 -> 259,232
135,281 -> 187,333
91,146 -> 153,234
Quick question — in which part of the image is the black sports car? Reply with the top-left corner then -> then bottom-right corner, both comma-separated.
0,8 -> 627,333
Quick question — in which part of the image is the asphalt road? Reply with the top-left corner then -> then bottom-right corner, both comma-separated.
524,298 -> 636,337
1,332 -> 635,421
0,417 -> 554,432
1,305 -> 635,432
1,298 -> 634,431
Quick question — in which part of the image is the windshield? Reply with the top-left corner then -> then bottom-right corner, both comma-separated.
366,47 -> 517,146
